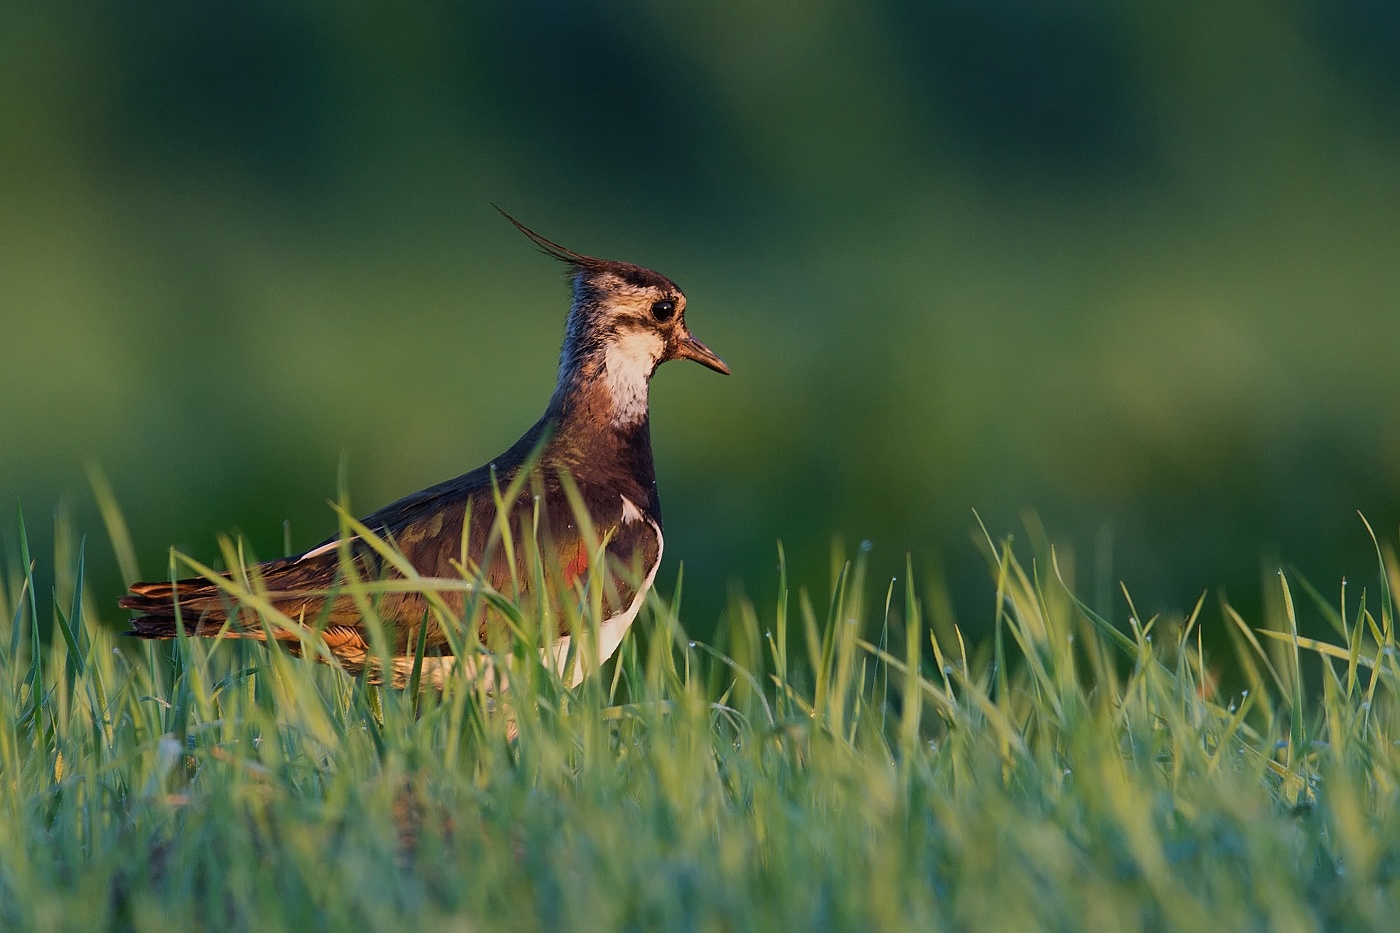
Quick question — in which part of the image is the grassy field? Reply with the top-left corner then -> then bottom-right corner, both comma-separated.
3,498 -> 1400,932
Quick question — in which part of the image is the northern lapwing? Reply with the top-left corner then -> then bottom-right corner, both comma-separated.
120,212 -> 729,687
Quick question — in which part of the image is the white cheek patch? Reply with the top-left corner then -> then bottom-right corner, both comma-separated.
604,330 -> 664,426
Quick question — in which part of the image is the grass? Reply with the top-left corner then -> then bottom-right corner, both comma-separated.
3,497 -> 1400,933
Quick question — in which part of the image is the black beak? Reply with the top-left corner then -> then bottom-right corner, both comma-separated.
675,333 -> 730,375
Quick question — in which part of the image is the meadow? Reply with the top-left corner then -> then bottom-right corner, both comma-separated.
6,6 -> 1400,930
3,492 -> 1399,932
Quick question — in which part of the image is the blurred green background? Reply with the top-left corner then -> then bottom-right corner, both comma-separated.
4,1 -> 1399,640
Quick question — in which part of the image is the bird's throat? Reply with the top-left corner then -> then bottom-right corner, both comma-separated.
602,331 -> 663,427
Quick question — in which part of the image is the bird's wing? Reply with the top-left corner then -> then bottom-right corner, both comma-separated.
121,474 -> 660,661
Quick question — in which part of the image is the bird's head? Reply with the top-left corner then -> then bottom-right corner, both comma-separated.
499,209 -> 728,427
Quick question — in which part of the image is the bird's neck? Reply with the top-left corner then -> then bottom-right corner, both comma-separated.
537,353 -> 659,509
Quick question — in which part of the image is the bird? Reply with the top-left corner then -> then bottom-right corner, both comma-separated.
120,211 -> 729,688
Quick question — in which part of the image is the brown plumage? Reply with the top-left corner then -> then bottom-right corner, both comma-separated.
120,212 -> 729,686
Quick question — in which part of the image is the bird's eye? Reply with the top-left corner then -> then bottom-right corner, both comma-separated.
651,299 -> 676,322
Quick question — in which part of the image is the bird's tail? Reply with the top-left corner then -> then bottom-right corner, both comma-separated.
119,578 -> 247,639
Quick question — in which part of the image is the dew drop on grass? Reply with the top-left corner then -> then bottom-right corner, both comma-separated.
688,641 -> 697,649
860,540 -> 873,552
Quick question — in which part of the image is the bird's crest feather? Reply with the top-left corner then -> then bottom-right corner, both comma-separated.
493,205 -> 602,269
